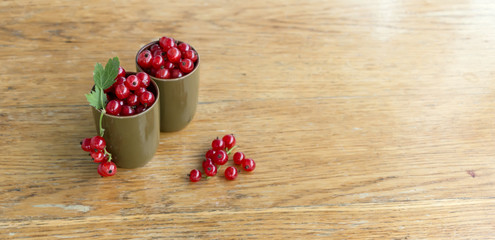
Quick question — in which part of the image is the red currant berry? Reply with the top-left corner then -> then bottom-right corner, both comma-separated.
202,158 -> 214,172
117,66 -> 126,78
224,166 -> 238,180
125,75 -> 141,91
163,60 -> 175,69
241,158 -> 256,172
136,72 -> 151,88
212,150 -> 228,165
167,47 -> 181,63
178,42 -> 191,53
156,68 -> 171,79
104,84 -> 114,93
135,104 -> 147,114
150,67 -> 158,77
211,138 -> 225,151
150,43 -> 161,53
140,91 -> 155,106
159,36 -> 176,51
98,161 -> 117,177
171,68 -> 184,79
233,152 -> 245,165
91,150 -> 105,163
93,153 -> 108,163
105,100 -> 122,116
115,76 -> 126,85
120,105 -> 135,116
179,58 -> 194,74
152,49 -> 163,58
222,134 -> 236,149
135,86 -> 147,96
115,84 -> 130,100
125,94 -> 139,106
152,55 -> 165,69
204,163 -> 218,177
81,138 -> 92,152
205,149 -> 216,159
137,50 -> 153,69
183,50 -> 198,62
90,136 -> 106,151
189,169 -> 202,182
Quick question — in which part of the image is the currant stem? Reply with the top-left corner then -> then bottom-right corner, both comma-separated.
103,147 -> 112,162
226,145 -> 238,155
99,109 -> 106,137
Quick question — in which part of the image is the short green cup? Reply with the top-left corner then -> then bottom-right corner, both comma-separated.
91,73 -> 160,169
136,40 -> 200,132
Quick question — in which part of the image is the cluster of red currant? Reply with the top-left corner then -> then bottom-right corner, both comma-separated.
137,36 -> 198,79
80,136 -> 117,177
104,67 -> 156,116
189,134 -> 256,182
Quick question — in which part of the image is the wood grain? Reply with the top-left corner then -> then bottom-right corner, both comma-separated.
2,0 -> 495,238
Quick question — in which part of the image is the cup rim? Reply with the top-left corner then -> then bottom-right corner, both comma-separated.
135,40 -> 200,82
91,72 -> 160,119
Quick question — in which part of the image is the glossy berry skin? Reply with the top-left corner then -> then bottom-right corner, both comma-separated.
136,72 -> 151,87
163,61 -> 175,70
212,150 -> 228,165
178,42 -> 191,53
115,84 -> 130,100
135,86 -> 147,96
152,55 -> 165,69
179,58 -> 194,74
183,50 -> 198,62
105,100 -> 122,116
167,47 -> 182,63
150,43 -> 161,53
91,150 -> 105,163
189,169 -> 202,182
98,161 -> 117,177
120,105 -> 135,116
140,91 -> 155,106
211,138 -> 225,151
159,36 -> 176,51
125,94 -> 139,106
205,149 -> 216,159
90,136 -> 106,151
233,152 -> 245,165
171,68 -> 183,79
125,75 -> 141,91
241,158 -> 256,172
137,50 -> 153,69
222,134 -> 236,149
202,158 -> 214,172
81,138 -> 92,152
117,66 -> 126,78
204,163 -> 218,177
224,166 -> 238,180
156,68 -> 171,79
135,104 -> 147,114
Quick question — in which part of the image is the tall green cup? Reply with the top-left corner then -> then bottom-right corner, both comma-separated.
136,40 -> 200,132
91,73 -> 160,169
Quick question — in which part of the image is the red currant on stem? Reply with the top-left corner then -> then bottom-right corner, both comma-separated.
126,94 -> 139,106
115,84 -> 130,99
159,36 -> 176,51
125,75 -> 141,91
136,72 -> 151,88
90,136 -> 106,151
212,149 -> 228,165
242,158 -> 256,172
211,138 -> 225,151
183,50 -> 198,62
156,68 -> 171,79
204,163 -> 218,177
233,152 -> 245,165
222,134 -> 236,150
117,66 -> 126,78
81,138 -> 92,152
140,90 -> 155,106
106,100 -> 121,116
120,105 -> 135,116
171,68 -> 184,79
179,58 -> 194,74
98,161 -> 117,177
202,158 -> 214,172
91,150 -> 105,163
167,47 -> 181,63
224,166 -> 238,180
137,50 -> 153,69
178,42 -> 191,53
189,169 -> 202,182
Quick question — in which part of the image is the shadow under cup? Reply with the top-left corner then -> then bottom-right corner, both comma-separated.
91,76 -> 160,169
136,41 -> 200,132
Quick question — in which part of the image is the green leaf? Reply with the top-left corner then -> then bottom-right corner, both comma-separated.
85,85 -> 104,110
93,57 -> 120,90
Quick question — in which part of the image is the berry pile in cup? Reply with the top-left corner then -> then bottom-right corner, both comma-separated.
80,136 -> 117,177
137,36 -> 198,79
104,67 -> 156,116
189,134 -> 256,182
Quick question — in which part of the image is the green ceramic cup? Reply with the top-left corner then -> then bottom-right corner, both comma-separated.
91,73 -> 160,169
135,40 -> 200,132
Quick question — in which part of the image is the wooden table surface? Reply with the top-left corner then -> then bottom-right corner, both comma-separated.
1,0 -> 495,239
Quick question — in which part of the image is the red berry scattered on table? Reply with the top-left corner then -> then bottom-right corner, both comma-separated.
188,134 -> 256,182
189,169 -> 202,182
224,166 -> 238,180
